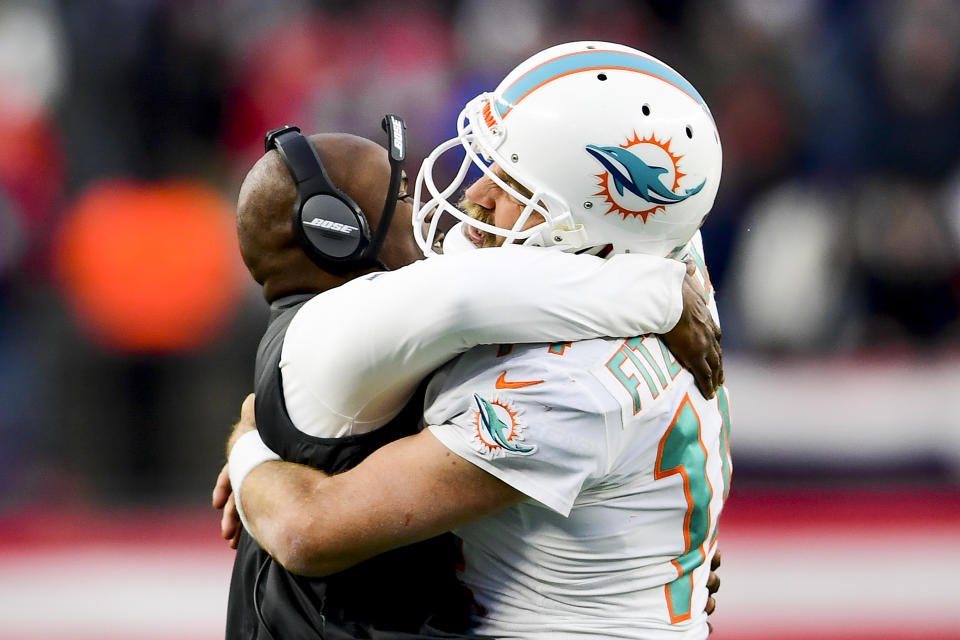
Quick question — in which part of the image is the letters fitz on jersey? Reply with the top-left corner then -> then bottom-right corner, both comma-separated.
604,334 -> 683,415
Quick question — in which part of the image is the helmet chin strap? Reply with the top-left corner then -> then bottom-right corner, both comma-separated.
441,222 -> 479,255
442,220 -> 584,255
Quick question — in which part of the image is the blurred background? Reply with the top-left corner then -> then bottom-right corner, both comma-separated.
0,0 -> 958,638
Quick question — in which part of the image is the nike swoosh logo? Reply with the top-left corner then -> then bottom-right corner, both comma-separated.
495,372 -> 544,390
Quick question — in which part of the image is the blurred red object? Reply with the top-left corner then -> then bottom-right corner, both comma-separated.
0,91 -> 64,229
221,13 -> 355,164
54,179 -> 245,353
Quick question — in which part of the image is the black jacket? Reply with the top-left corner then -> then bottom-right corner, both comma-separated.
225,294 -> 471,639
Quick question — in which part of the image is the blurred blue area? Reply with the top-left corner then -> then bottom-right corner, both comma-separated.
0,0 -> 958,508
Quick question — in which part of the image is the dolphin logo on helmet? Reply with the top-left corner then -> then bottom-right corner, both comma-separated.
585,144 -> 705,207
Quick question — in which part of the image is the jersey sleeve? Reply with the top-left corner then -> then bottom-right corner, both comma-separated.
436,245 -> 687,344
281,246 -> 684,438
426,356 -> 615,517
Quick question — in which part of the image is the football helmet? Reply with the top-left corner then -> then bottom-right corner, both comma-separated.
413,41 -> 722,258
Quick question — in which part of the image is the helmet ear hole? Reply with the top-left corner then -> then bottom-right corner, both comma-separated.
686,125 -> 694,139
642,104 -> 651,116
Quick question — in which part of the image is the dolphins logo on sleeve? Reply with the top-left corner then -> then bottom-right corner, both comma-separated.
472,394 -> 537,457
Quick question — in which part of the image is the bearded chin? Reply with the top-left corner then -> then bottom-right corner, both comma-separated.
456,197 -> 498,247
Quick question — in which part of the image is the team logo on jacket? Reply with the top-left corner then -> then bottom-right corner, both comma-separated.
586,132 -> 705,223
471,393 -> 536,458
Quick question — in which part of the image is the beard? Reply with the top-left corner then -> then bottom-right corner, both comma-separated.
457,196 -> 500,248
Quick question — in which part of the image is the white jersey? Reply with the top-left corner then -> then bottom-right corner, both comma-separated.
425,239 -> 730,639
278,243 -> 687,437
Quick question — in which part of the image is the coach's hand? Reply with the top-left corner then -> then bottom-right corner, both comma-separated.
212,393 -> 258,549
706,549 -> 721,633
662,261 -> 723,399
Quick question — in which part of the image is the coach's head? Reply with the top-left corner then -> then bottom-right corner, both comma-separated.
236,133 -> 421,302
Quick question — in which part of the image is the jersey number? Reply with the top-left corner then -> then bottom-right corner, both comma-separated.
655,394 -> 714,623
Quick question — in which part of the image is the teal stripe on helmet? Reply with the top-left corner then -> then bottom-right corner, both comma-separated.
495,50 -> 709,117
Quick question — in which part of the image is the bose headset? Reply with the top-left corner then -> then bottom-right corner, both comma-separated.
264,115 -> 407,275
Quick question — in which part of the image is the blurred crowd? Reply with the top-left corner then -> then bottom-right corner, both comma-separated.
0,0 -> 958,507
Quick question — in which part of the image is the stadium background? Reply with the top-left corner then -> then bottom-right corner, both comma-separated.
0,0 -> 958,638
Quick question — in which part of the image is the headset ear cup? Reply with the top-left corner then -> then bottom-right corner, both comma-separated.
295,194 -> 370,266
267,123 -> 401,274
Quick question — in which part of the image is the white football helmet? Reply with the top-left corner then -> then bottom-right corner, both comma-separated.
413,41 -> 722,258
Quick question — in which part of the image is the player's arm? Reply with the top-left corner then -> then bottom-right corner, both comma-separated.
214,396 -> 726,622
230,426 -> 523,576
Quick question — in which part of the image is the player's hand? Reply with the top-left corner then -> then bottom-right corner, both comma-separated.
662,261 -> 723,399
212,393 -> 258,550
212,462 -> 243,549
226,392 -> 258,454
706,549 -> 721,634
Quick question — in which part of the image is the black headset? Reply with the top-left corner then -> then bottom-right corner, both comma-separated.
264,115 -> 407,275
